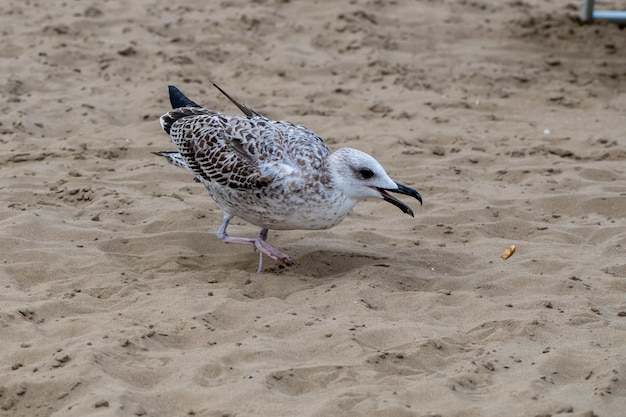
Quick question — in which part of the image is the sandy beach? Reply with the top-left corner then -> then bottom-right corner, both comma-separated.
1,1 -> 625,416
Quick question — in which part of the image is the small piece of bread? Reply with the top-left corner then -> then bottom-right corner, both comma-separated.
500,245 -> 516,260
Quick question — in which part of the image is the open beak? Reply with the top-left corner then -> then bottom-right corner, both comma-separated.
375,182 -> 422,217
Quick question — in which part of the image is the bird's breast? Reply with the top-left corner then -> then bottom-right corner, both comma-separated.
206,180 -> 357,231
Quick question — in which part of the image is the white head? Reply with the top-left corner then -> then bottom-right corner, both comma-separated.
326,148 -> 422,216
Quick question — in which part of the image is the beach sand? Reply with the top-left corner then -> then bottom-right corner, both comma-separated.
1,1 -> 625,416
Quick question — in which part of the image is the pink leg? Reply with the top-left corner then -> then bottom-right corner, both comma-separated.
217,214 -> 292,273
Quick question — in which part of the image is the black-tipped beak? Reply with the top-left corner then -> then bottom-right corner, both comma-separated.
376,182 -> 422,217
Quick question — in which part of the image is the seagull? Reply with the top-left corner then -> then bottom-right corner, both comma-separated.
154,84 -> 422,273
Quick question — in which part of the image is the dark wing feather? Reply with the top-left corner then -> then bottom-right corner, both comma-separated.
211,82 -> 263,118
168,85 -> 201,108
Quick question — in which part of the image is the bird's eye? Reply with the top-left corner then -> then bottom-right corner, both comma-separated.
358,168 -> 375,179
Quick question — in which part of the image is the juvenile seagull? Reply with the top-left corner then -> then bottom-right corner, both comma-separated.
155,84 -> 422,273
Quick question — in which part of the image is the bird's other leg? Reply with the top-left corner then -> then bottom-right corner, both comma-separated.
216,214 -> 291,273
253,228 -> 292,273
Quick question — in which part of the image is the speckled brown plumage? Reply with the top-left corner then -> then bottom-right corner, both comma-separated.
155,84 -> 422,273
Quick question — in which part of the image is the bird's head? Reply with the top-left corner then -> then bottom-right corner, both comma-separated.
327,148 -> 422,216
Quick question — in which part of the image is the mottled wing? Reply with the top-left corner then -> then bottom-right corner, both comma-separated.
270,120 -> 331,180
162,108 -> 280,190
160,99 -> 332,192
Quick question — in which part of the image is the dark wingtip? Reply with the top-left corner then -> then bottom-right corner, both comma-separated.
168,85 -> 201,109
211,82 -> 262,118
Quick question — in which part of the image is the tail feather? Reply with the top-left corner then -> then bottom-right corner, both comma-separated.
152,151 -> 189,171
159,106 -> 211,134
160,85 -> 214,134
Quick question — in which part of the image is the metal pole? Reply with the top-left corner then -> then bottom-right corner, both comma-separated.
581,0 -> 595,22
